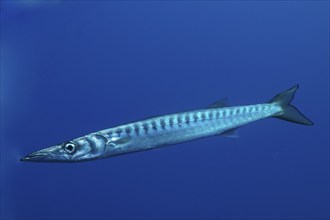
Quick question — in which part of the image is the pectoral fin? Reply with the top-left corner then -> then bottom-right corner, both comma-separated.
106,137 -> 131,148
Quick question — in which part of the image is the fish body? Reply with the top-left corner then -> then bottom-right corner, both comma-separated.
21,85 -> 313,162
85,103 -> 280,158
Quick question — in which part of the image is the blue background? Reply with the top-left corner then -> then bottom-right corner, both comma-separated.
1,1 -> 329,219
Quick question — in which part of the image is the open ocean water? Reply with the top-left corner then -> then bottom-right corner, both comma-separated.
1,1 -> 329,220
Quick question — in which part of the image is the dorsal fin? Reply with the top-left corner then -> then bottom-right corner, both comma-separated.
208,98 -> 229,108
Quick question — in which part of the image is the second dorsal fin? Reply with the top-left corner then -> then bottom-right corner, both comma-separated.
208,98 -> 229,108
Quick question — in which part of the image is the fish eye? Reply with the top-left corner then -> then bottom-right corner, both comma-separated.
64,142 -> 75,153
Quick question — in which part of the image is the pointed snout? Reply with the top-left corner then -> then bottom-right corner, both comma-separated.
20,145 -> 66,162
20,150 -> 51,162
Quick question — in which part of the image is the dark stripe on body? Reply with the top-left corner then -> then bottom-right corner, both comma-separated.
142,123 -> 149,134
177,115 -> 182,126
151,121 -> 157,131
185,115 -> 190,125
125,127 -> 132,136
201,113 -> 206,121
133,124 -> 140,135
160,119 -> 166,129
209,111 -> 213,119
115,128 -> 123,136
169,117 -> 174,127
193,114 -> 199,122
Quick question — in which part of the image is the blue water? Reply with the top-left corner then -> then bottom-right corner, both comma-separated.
1,1 -> 329,219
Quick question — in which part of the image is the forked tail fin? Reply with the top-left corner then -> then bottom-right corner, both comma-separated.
268,85 -> 313,125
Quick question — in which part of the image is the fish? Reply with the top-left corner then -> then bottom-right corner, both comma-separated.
20,85 -> 313,163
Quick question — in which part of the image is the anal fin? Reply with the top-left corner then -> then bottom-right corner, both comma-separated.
220,128 -> 239,138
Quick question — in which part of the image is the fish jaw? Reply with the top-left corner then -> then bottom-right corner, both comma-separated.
20,145 -> 70,162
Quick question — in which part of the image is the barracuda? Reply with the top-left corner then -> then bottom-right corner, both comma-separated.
21,85 -> 313,163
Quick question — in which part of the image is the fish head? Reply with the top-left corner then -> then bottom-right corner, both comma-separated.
20,140 -> 102,162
